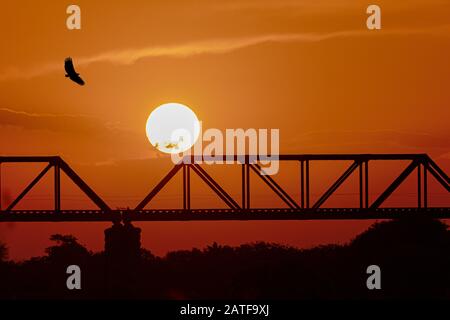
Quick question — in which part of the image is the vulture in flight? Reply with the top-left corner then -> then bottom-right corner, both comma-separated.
64,57 -> 85,85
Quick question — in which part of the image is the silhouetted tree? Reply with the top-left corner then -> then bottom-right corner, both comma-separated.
0,218 -> 448,299
0,242 -> 7,261
351,217 -> 448,249
346,217 -> 450,299
45,234 -> 91,261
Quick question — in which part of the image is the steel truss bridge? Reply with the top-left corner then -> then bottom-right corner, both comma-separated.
0,154 -> 448,222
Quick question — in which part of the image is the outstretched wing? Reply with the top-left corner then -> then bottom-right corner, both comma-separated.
64,57 -> 77,76
64,57 -> 85,85
71,75 -> 85,86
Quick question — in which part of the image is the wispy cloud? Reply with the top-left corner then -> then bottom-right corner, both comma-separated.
0,107 -> 118,135
1,25 -> 449,81
0,107 -> 157,163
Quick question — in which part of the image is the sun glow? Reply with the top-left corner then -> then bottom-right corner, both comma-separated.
146,103 -> 200,154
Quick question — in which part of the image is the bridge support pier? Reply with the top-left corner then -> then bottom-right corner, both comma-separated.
104,220 -> 142,296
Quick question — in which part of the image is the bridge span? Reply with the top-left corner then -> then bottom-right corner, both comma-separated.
0,154 -> 448,222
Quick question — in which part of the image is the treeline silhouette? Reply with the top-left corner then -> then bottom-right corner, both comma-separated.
0,217 -> 449,299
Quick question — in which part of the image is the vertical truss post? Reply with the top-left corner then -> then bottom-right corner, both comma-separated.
246,163 -> 250,209
365,160 -> 369,209
187,164 -> 190,210
424,163 -> 428,208
0,162 -> 2,212
300,160 -> 305,209
359,161 -> 363,209
242,164 -> 246,209
183,165 -> 186,210
54,163 -> 61,212
418,163 -> 422,209
359,161 -> 369,209
183,164 -> 191,210
305,160 -> 310,209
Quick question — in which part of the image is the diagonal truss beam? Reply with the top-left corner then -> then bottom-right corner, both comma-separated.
249,164 -> 300,209
136,163 -> 241,210
58,159 -> 111,211
423,163 -> 450,193
6,164 -> 53,211
423,157 -> 450,192
370,159 -> 420,209
191,164 -> 241,209
135,164 -> 183,210
313,161 -> 359,209
4,158 -> 111,212
425,155 -> 450,184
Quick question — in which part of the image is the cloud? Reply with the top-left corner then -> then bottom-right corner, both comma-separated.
0,107 -> 112,136
0,107 -> 158,163
215,0 -> 450,12
82,26 -> 450,66
1,25 -> 449,81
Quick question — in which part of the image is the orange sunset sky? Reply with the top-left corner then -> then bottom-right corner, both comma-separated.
0,0 -> 449,260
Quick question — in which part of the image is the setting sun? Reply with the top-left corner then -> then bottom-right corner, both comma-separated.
145,103 -> 200,154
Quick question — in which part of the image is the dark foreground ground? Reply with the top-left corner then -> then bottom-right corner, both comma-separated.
0,217 -> 449,300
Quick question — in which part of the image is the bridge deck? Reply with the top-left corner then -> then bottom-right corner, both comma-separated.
0,208 -> 448,222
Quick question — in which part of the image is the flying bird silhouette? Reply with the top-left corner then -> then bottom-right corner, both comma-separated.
64,57 -> 85,85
